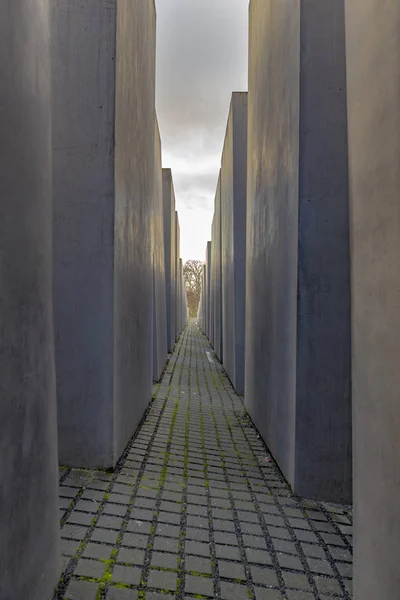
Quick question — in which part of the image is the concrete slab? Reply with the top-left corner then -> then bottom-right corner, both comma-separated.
206,242 -> 212,340
163,169 -> 177,352
175,212 -> 181,340
221,93 -> 248,394
245,0 -> 351,503
0,3 -> 60,598
152,117 -> 168,382
52,0 -> 156,468
212,174 -> 223,362
345,0 -> 400,596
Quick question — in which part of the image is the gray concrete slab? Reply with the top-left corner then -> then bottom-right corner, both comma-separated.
206,242 -> 212,340
0,3 -> 60,598
221,93 -> 248,395
175,212 -> 181,340
245,0 -> 351,503
52,0 -> 156,468
178,258 -> 186,334
345,0 -> 400,596
163,169 -> 177,352
211,174 -> 223,362
152,117 -> 168,382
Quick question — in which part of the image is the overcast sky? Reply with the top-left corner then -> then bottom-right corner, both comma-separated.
155,0 -> 249,262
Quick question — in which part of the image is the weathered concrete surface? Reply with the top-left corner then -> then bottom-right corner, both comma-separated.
175,212 -> 181,340
211,174 -> 223,361
178,258 -> 186,334
113,0 -> 155,463
198,264 -> 207,332
163,169 -> 177,352
346,0 -> 400,596
245,0 -> 351,503
152,118 -> 168,382
52,0 -> 155,468
221,93 -> 248,394
206,242 -> 212,340
0,2 -> 60,598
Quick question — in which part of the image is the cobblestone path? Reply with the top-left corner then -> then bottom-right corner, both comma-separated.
57,321 -> 353,600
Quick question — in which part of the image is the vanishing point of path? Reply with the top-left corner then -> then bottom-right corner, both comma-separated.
56,321 -> 353,600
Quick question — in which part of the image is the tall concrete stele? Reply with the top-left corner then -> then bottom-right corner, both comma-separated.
221,93 -> 248,395
153,116 -> 168,382
163,169 -> 177,352
0,2 -> 60,599
211,173 -> 223,361
346,0 -> 400,597
245,0 -> 352,503
52,0 -> 156,469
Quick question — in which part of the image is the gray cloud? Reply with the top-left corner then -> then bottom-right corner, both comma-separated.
155,0 -> 248,259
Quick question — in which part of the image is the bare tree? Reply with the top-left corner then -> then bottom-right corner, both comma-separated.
183,260 -> 204,317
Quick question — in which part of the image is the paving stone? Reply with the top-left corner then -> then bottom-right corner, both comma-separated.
328,546 -> 352,562
185,574 -> 214,597
286,591 -> 314,600
186,540 -> 210,557
277,552 -> 304,571
246,548 -> 273,566
187,504 -> 208,517
213,519 -> 236,533
62,524 -> 89,541
242,534 -> 267,549
65,579 -> 99,600
126,520 -> 152,534
240,522 -> 263,536
112,565 -> 141,586
293,529 -> 319,544
117,547 -> 146,565
121,533 -> 149,549
237,510 -> 259,523
186,527 -> 209,542
273,539 -> 297,554
153,536 -> 179,553
268,526 -> 292,540
218,560 -> 246,580
74,558 -> 106,579
151,551 -> 179,570
107,494 -> 131,506
315,575 -> 343,595
306,557 -> 334,576
254,588 -> 282,600
283,572 -> 311,591
214,531 -> 238,545
185,555 -> 212,575
61,538 -> 81,556
73,500 -> 99,513
156,523 -> 180,538
83,543 -> 114,560
215,544 -> 241,561
220,581 -> 249,599
187,515 -> 208,529
91,527 -> 119,545
97,515 -> 124,530
106,586 -> 138,599
336,561 -> 352,578
148,569 -> 177,591
251,565 -> 279,586
130,508 -> 154,521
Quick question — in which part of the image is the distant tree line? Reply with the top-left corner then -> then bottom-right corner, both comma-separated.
183,259 -> 203,318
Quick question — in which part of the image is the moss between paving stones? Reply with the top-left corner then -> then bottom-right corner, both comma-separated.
54,323 -> 353,600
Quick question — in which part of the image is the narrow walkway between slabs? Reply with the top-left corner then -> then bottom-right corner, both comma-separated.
56,320 -> 353,600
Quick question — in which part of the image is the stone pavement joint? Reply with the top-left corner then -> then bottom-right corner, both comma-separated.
56,320 -> 353,600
